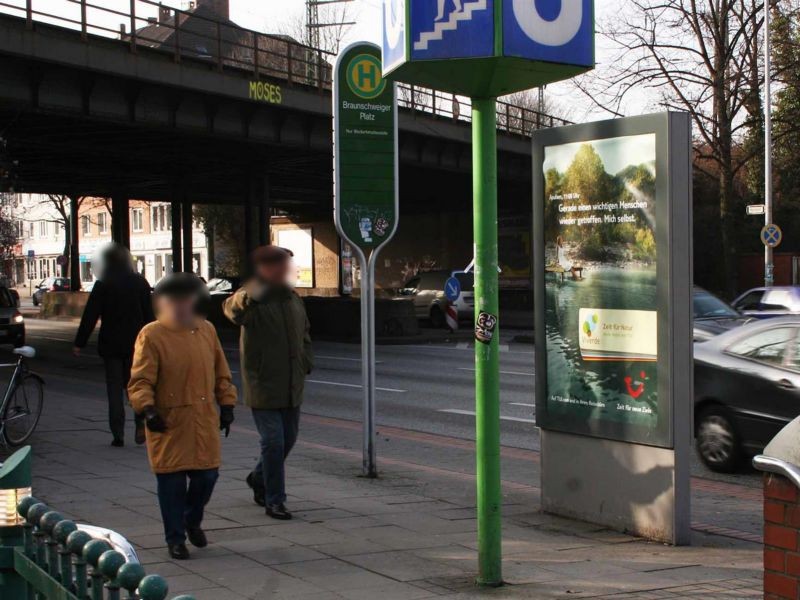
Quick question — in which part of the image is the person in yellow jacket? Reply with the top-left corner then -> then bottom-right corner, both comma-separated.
129,273 -> 236,560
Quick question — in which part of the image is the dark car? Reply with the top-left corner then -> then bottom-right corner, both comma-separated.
732,286 -> 800,318
694,316 -> 800,472
0,286 -> 25,347
32,277 -> 70,306
693,287 -> 750,342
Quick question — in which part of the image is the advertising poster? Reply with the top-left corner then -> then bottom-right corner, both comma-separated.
277,228 -> 314,289
542,133 -> 660,436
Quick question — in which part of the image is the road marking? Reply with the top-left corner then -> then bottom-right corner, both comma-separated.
316,355 -> 383,364
438,408 -> 536,424
509,402 -> 536,408
457,367 -> 533,376
307,379 -> 406,393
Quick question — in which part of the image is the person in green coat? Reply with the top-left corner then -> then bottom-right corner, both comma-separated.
223,245 -> 313,520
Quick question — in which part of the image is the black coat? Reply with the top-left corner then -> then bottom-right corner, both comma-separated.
74,272 -> 155,358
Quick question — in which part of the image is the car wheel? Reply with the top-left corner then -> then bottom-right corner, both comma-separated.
696,406 -> 741,473
430,306 -> 445,329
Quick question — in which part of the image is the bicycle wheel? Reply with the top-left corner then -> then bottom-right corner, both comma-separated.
3,374 -> 44,446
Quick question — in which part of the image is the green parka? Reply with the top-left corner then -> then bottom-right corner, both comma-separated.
223,283 -> 313,410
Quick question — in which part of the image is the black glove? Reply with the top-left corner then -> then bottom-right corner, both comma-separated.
219,405 -> 234,437
143,406 -> 167,433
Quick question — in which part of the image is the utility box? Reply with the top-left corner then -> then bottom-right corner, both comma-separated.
382,0 -> 594,96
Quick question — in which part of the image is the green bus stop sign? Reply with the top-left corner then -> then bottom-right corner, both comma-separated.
334,43 -> 398,253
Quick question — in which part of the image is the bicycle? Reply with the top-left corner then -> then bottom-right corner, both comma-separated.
0,346 -> 44,447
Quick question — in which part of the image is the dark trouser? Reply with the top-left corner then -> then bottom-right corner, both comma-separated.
103,356 -> 142,441
250,407 -> 300,506
156,469 -> 219,545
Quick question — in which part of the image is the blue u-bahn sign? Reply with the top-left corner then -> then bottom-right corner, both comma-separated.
383,0 -> 595,96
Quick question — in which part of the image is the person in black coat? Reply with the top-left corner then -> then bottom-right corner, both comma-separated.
73,243 -> 155,447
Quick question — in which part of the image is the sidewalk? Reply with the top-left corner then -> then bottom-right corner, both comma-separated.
24,384 -> 762,599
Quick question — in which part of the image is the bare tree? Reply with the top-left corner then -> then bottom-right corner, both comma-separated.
33,195 -> 85,278
582,0 -> 764,293
499,89 -> 574,134
280,1 -> 355,53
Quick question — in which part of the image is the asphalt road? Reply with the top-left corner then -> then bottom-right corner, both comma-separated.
15,318 -> 761,488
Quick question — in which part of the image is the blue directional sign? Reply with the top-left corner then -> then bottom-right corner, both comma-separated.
503,0 -> 594,67
410,0 -> 494,61
762,224 -> 783,248
445,276 -> 462,302
383,0 -> 406,72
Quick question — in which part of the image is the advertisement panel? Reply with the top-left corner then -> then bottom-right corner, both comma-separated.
534,115 -> 692,449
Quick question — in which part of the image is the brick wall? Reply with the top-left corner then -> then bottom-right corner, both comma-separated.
765,472 -> 800,599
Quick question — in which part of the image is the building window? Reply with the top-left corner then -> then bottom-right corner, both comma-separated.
98,212 -> 108,234
81,215 -> 91,236
38,221 -> 48,238
131,208 -> 144,232
151,205 -> 171,232
28,222 -> 34,238
15,220 -> 23,239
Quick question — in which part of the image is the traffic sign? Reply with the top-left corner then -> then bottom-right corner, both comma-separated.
444,276 -> 461,302
747,204 -> 766,216
334,43 -> 398,253
26,250 -> 34,258
762,224 -> 783,248
333,42 -> 399,481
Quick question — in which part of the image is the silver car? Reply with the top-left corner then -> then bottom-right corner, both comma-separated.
400,271 -> 474,328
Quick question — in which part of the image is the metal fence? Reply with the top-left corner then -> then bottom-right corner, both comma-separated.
2,495 -> 190,600
0,0 -> 571,136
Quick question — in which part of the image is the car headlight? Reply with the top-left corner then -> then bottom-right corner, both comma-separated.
13,313 -> 23,324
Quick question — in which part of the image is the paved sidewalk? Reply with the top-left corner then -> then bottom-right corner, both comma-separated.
19,381 -> 762,599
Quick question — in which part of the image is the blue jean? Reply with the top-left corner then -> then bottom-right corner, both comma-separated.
156,469 -> 219,545
250,407 -> 300,506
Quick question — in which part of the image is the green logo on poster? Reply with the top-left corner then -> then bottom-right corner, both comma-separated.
346,54 -> 386,99
582,313 -> 599,337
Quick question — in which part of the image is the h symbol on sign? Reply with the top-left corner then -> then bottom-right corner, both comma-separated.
357,62 -> 378,90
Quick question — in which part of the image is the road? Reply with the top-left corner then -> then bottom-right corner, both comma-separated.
15,318 -> 760,489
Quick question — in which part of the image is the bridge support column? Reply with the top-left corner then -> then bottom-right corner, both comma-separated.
182,200 -> 193,274
259,174 -> 271,246
170,199 -> 182,274
69,196 -> 81,291
111,196 -> 130,248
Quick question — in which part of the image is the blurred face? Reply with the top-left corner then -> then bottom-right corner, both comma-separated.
255,259 -> 290,286
157,295 -> 196,327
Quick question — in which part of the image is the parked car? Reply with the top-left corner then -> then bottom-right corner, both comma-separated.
0,286 -> 25,347
693,287 -> 750,342
694,316 -> 800,472
732,286 -> 800,318
205,276 -> 242,326
400,271 -> 474,328
32,277 -> 70,306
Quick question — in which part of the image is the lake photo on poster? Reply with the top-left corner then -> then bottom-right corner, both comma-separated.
543,133 -> 659,432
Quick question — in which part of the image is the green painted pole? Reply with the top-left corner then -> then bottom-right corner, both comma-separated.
472,96 -> 502,587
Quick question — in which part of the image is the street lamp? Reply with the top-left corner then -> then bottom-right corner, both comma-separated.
0,446 -> 32,528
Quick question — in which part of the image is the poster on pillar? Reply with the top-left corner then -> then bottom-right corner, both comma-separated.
333,42 -> 399,256
533,113 -> 693,449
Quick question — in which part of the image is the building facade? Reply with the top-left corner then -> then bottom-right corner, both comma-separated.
9,194 -> 208,289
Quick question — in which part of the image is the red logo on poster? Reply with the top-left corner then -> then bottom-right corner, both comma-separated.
624,371 -> 647,399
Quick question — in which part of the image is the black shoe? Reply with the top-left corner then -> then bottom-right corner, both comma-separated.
111,438 -> 124,448
186,526 -> 207,548
134,423 -> 146,445
168,543 -> 190,560
246,473 -> 266,507
265,503 -> 292,520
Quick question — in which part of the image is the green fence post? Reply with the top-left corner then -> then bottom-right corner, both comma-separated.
139,574 -> 169,600
53,520 -> 77,591
117,562 -> 145,600
67,530 -> 93,598
83,538 -> 112,600
39,511 -> 64,581
472,96 -> 502,587
99,549 -> 126,600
